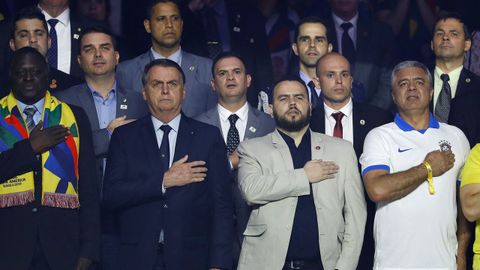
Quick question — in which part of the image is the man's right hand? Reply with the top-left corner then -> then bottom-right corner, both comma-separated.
163,155 -> 208,188
423,150 -> 455,177
29,121 -> 69,154
304,159 -> 339,183
107,115 -> 135,134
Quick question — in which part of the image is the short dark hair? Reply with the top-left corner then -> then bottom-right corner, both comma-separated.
211,51 -> 249,77
293,16 -> 329,42
145,0 -> 181,20
142,58 -> 186,86
77,25 -> 118,55
11,6 -> 48,39
9,46 -> 48,76
434,12 -> 471,40
272,75 -> 308,98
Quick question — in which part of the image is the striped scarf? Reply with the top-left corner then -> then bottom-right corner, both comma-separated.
0,91 -> 80,208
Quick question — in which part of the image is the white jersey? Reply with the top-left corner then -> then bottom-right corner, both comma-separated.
360,114 -> 470,270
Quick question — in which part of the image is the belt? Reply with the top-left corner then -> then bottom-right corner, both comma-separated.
283,259 -> 323,270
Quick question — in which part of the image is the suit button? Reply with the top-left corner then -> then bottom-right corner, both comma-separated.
163,203 -> 168,209
32,207 -> 38,212
34,171 -> 38,176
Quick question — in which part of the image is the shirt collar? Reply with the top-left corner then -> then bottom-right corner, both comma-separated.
17,98 -> 45,116
434,65 -> 463,84
331,11 -> 359,29
394,113 -> 440,134
150,47 -> 183,65
87,81 -> 117,100
39,6 -> 70,26
218,102 -> 249,123
151,113 -> 181,133
323,98 -> 353,118
298,70 -> 313,86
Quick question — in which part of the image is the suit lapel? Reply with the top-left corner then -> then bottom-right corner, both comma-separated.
172,115 -> 194,162
457,68 -> 473,97
77,85 -> 100,130
140,117 -> 161,171
245,105 -> 261,139
352,104 -> 365,155
116,87 -> 129,117
310,131 -> 325,160
271,130 -> 294,170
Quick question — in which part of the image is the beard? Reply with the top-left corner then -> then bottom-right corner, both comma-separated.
273,107 -> 311,132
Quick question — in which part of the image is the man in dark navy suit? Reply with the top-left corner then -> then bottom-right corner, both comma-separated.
310,52 -> 391,270
103,58 -> 233,270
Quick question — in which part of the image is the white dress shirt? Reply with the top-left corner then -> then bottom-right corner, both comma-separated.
41,7 -> 72,74
332,12 -> 359,53
217,102 -> 249,143
151,47 -> 183,66
299,70 -> 321,102
433,65 -> 463,110
18,98 -> 45,127
324,99 -> 354,144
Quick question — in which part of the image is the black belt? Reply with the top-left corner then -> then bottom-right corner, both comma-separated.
283,259 -> 323,270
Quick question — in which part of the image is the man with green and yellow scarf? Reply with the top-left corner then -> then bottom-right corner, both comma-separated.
0,47 -> 100,270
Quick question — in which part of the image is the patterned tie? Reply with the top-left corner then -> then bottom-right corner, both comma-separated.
341,22 -> 356,65
332,112 -> 344,138
24,106 -> 37,132
47,19 -> 59,69
226,114 -> 240,155
308,81 -> 321,109
204,9 -> 223,59
159,125 -> 172,171
434,74 -> 452,122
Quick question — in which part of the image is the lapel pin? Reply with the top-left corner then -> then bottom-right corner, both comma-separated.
120,104 -> 127,110
466,78 -> 471,83
49,79 -> 57,89
189,66 -> 195,71
249,126 -> 256,133
315,146 -> 321,150
122,98 -> 127,103
360,119 -> 365,125
73,34 -> 79,39
78,27 -> 81,32
249,38 -> 255,43
190,131 -> 194,135
233,27 -> 241,32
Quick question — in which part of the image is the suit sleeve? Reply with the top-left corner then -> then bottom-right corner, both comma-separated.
102,127 -> 164,210
72,106 -> 101,262
237,141 -> 310,205
0,140 -> 38,183
208,130 -> 234,269
335,145 -> 367,270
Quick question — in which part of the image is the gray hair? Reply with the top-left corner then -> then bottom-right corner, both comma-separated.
391,60 -> 433,89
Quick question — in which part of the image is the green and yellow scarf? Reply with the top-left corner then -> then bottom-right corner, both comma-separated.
0,91 -> 80,208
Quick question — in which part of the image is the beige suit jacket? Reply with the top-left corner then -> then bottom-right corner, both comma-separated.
237,129 -> 366,270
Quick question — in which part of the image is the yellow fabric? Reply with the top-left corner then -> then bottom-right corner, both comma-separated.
0,91 -> 80,208
461,144 -> 480,267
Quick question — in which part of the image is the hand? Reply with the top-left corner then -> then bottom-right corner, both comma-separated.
75,257 -> 92,270
29,121 -> 69,154
304,159 -> 339,183
229,150 -> 239,170
106,115 -> 135,134
423,150 -> 455,177
163,155 -> 208,188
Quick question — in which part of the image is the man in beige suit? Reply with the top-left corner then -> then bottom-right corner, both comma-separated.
237,76 -> 366,270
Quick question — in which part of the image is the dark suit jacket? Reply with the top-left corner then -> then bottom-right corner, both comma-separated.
310,102 -> 392,158
102,114 -> 233,270
0,104 -> 100,270
449,90 -> 480,148
54,82 -> 148,181
181,1 -> 274,105
431,67 -> 480,113
324,13 -> 395,110
116,50 -> 217,118
67,13 -> 95,78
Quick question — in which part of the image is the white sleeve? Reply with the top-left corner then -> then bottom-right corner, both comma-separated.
360,128 -> 392,176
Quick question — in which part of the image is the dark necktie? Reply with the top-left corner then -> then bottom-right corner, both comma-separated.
204,9 -> 223,59
341,22 -> 355,65
226,114 -> 240,155
24,106 -> 37,132
159,125 -> 172,171
308,81 -> 321,109
332,112 -> 344,138
47,19 -> 59,69
434,74 -> 452,122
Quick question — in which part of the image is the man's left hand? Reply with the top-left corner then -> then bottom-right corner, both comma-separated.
75,257 -> 92,270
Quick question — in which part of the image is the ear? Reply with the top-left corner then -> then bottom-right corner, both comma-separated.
431,40 -> 434,51
115,51 -> 120,65
327,43 -> 333,53
292,43 -> 299,56
77,55 -> 81,66
464,39 -> 472,52
313,76 -> 321,89
144,19 -> 151,34
9,39 -> 15,51
210,79 -> 216,92
246,74 -> 252,88
142,90 -> 147,101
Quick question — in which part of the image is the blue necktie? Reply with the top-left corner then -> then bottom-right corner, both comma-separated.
308,81 -> 321,109
47,19 -> 59,69
159,125 -> 172,172
341,22 -> 356,65
24,106 -> 37,132
226,114 -> 239,155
